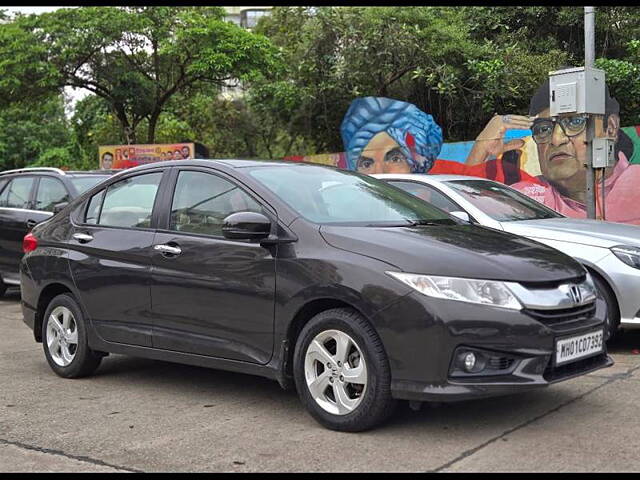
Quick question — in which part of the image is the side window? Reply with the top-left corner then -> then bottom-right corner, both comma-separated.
170,171 -> 264,237
390,181 -> 461,214
1,177 -> 35,209
0,179 -> 9,206
97,173 -> 162,228
35,177 -> 71,212
85,190 -> 105,225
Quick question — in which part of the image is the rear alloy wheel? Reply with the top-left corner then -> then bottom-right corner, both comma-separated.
293,308 -> 396,432
42,294 -> 102,378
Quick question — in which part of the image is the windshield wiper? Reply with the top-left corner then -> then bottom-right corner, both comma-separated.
405,219 -> 454,226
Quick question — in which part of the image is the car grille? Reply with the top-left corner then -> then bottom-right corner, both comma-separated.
524,301 -> 596,327
543,352 -> 608,382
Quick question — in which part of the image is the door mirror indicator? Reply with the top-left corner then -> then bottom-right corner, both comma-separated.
450,211 -> 471,223
222,211 -> 271,241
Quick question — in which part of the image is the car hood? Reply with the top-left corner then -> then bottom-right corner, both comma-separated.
319,224 -> 584,283
501,218 -> 640,249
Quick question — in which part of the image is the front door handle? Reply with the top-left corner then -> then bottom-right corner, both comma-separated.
26,219 -> 38,229
72,233 -> 94,243
154,244 -> 182,256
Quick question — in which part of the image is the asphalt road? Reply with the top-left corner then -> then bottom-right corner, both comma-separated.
2,286 -> 639,472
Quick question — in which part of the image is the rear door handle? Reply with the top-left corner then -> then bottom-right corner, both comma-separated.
154,244 -> 182,256
72,233 -> 94,243
26,219 -> 38,229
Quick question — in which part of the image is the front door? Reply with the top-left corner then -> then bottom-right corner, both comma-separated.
150,169 -> 276,364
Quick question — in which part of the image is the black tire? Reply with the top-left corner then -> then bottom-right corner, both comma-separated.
591,273 -> 620,342
42,293 -> 102,378
0,280 -> 6,299
293,308 -> 397,432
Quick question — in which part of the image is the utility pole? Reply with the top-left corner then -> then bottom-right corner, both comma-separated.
584,6 -> 597,219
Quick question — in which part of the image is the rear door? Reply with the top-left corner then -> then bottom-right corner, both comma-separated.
67,170 -> 167,347
0,176 -> 36,282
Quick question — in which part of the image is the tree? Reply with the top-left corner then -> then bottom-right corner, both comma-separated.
2,7 -> 281,144
0,94 -> 75,170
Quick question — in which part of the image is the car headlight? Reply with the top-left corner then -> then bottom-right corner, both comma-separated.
386,272 -> 522,310
611,245 -> 640,269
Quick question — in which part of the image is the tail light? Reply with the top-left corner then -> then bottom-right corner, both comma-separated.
23,233 -> 38,253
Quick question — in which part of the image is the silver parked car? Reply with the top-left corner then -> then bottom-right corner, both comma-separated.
374,173 -> 640,341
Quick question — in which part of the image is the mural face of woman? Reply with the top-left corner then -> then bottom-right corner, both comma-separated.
356,132 -> 412,175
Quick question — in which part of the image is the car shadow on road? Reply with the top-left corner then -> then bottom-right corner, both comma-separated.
91,352 -> 589,433
607,328 -> 640,354
0,287 -> 21,302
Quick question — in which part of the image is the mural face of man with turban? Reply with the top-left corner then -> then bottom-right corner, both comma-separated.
340,97 -> 443,175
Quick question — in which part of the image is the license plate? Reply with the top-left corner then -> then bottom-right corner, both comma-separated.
555,330 -> 604,366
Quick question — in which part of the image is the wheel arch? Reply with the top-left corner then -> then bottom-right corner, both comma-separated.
583,263 -> 621,323
283,298 -> 372,379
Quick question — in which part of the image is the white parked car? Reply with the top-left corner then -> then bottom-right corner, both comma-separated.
374,173 -> 640,341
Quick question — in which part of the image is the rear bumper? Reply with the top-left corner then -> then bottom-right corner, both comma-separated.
391,353 -> 613,402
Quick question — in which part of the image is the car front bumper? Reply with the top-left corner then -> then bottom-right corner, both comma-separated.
372,292 -> 613,403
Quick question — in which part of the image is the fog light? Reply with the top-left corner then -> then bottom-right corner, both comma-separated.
464,352 -> 476,372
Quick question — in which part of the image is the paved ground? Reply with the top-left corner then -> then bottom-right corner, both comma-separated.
1,286 -> 639,472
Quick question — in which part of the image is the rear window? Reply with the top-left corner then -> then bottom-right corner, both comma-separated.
70,175 -> 110,194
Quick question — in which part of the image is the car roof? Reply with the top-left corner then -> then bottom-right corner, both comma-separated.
373,173 -> 497,183
116,158 -> 332,173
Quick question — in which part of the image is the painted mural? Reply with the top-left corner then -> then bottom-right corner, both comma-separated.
285,78 -> 640,225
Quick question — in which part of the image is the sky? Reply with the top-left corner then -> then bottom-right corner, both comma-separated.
3,6 -> 67,15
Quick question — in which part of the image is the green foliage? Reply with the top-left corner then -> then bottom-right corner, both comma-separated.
1,7 -> 281,144
253,6 -> 640,150
2,6 -> 640,169
0,95 -> 71,170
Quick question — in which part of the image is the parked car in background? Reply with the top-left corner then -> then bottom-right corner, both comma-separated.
21,160 -> 611,431
0,167 -> 114,297
374,173 -> 640,341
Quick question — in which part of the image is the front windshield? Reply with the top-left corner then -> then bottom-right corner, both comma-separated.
445,179 -> 563,222
247,164 -> 457,226
70,175 -> 111,194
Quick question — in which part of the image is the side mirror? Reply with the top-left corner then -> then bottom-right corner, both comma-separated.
450,210 -> 471,223
53,202 -> 69,214
222,211 -> 271,241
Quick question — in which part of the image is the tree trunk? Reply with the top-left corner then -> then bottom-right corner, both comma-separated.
113,104 -> 136,144
147,109 -> 161,144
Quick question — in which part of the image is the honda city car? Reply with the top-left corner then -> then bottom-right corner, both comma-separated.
21,160 -> 612,431
374,173 -> 640,342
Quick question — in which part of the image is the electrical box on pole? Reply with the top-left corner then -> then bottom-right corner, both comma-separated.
548,67 -> 606,115
592,137 -> 616,168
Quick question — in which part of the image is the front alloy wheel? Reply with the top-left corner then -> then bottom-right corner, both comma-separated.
304,329 -> 368,415
293,308 -> 396,431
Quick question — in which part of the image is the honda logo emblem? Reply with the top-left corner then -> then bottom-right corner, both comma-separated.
568,285 -> 583,305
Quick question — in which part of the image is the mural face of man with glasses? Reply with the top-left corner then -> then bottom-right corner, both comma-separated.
468,78 -> 640,224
